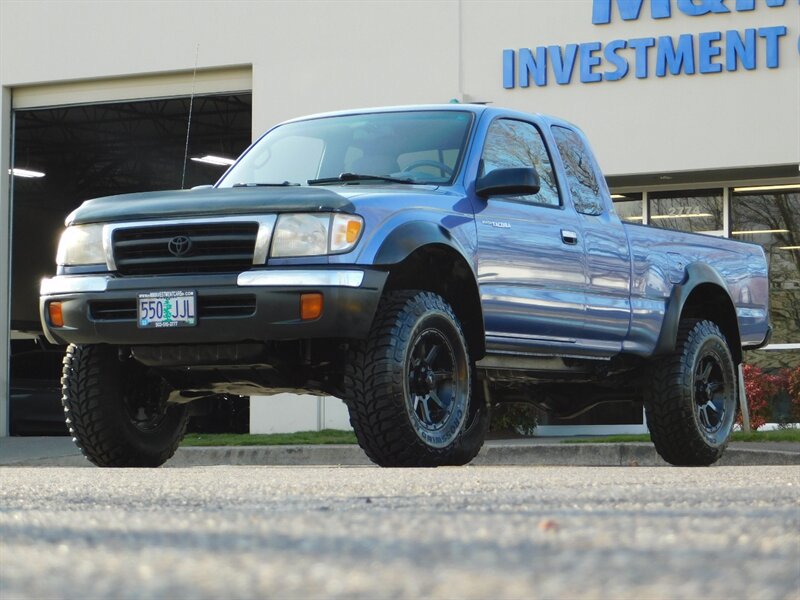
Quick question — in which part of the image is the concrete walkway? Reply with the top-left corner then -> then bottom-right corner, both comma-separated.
2,435 -> 798,467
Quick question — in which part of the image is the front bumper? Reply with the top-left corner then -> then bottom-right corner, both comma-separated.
40,268 -> 387,346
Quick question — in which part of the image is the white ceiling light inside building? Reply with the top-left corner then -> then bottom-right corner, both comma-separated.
732,229 -> 790,235
650,213 -> 713,220
733,184 -> 800,193
190,155 -> 236,167
9,168 -> 45,178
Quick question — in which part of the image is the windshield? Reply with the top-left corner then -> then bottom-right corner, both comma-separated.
217,110 -> 474,187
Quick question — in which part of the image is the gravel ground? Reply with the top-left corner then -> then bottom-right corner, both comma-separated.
1,465 -> 798,600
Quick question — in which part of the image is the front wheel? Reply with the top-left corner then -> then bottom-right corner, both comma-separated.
645,319 -> 737,466
344,291 -> 486,467
62,344 -> 189,467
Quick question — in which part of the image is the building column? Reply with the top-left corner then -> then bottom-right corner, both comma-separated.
0,87 -> 12,436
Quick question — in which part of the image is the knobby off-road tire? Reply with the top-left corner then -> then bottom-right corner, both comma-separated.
344,290 -> 487,467
644,319 -> 737,466
62,344 -> 189,467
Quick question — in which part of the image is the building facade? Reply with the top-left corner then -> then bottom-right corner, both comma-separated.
1,0 -> 797,435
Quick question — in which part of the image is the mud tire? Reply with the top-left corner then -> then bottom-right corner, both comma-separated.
344,291 -> 486,467
61,344 -> 188,467
645,320 -> 737,466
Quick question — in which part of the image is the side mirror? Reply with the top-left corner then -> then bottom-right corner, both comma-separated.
475,167 -> 540,198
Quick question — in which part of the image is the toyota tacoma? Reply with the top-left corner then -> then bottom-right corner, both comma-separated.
40,105 -> 771,467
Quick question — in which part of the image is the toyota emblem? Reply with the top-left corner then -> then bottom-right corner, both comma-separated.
167,235 -> 192,257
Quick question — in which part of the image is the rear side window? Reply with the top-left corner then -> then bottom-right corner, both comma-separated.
552,126 -> 604,216
480,119 -> 561,207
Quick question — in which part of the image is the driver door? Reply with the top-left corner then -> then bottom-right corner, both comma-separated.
472,118 -> 587,355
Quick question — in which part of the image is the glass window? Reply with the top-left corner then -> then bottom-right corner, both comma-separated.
611,193 -> 644,224
551,126 -> 604,216
649,189 -> 723,235
218,110 -> 473,187
732,190 -> 800,368
246,135 -> 325,184
480,119 -> 561,207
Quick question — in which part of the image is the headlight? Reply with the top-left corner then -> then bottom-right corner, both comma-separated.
271,213 -> 363,258
56,224 -> 106,266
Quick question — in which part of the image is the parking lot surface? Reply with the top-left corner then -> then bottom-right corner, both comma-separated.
1,465 -> 798,599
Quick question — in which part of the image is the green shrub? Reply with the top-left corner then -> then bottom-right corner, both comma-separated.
489,403 -> 538,435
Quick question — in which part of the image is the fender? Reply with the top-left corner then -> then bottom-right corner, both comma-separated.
653,262 -> 741,360
371,220 -> 486,358
373,220 -> 472,266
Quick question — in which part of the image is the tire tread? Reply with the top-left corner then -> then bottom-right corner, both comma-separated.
645,320 -> 734,466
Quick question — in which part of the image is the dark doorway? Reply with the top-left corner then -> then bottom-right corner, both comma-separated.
9,92 -> 252,434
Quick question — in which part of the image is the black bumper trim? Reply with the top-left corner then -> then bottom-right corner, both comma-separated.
40,269 -> 387,346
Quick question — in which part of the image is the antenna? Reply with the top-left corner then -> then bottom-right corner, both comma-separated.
181,44 -> 200,189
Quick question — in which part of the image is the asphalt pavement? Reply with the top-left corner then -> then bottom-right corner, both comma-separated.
1,465 -> 798,599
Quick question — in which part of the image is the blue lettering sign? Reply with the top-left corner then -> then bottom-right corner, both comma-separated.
726,29 -> 757,70
758,25 -> 787,67
519,47 -> 547,87
503,49 -> 515,88
736,0 -> 787,9
603,39 -> 630,80
676,0 -> 729,16
549,44 -> 580,84
629,37 -> 656,77
580,42 -> 604,82
698,31 -> 723,72
656,34 -> 696,76
593,0 -> 671,24
503,0 -> 793,89
593,0 -> 787,23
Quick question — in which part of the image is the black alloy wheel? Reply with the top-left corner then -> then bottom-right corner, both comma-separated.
406,324 -> 469,448
345,290 -> 486,467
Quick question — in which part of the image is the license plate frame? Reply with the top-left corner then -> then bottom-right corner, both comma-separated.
137,290 -> 197,329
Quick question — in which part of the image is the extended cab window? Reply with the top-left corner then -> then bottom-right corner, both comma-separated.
551,126 -> 604,216
480,119 -> 560,207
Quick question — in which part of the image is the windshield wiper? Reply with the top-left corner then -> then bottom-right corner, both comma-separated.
308,172 -> 415,185
232,181 -> 300,187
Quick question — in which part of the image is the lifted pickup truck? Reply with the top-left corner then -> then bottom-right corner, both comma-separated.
41,105 -> 771,468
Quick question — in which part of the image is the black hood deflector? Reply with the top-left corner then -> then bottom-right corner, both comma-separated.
67,186 -> 356,225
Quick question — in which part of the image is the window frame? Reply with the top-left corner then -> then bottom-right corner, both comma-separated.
550,124 -> 606,217
478,117 -> 564,210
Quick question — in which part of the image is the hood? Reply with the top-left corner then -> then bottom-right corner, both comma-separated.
66,186 -> 358,226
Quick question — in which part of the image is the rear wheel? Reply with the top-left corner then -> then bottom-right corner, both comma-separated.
645,319 -> 737,466
344,290 -> 486,467
62,344 -> 188,467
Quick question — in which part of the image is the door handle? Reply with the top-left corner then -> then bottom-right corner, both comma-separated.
561,229 -> 578,245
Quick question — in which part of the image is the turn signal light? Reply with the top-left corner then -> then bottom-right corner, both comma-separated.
300,293 -> 323,321
49,302 -> 64,327
346,219 -> 362,243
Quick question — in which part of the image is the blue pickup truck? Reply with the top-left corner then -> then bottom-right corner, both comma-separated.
40,104 -> 771,468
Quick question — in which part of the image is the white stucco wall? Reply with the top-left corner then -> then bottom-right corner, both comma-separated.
0,86 -> 11,436
250,394 -> 351,434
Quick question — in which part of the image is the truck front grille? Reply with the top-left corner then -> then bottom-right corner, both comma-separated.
112,222 -> 259,275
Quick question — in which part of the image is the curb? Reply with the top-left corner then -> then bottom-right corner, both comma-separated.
7,443 -> 797,468
164,443 -> 799,468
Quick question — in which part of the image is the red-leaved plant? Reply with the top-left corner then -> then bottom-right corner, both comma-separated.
787,366 -> 800,423
738,364 -> 785,431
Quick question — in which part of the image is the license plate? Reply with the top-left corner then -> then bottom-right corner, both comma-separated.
137,290 -> 197,328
